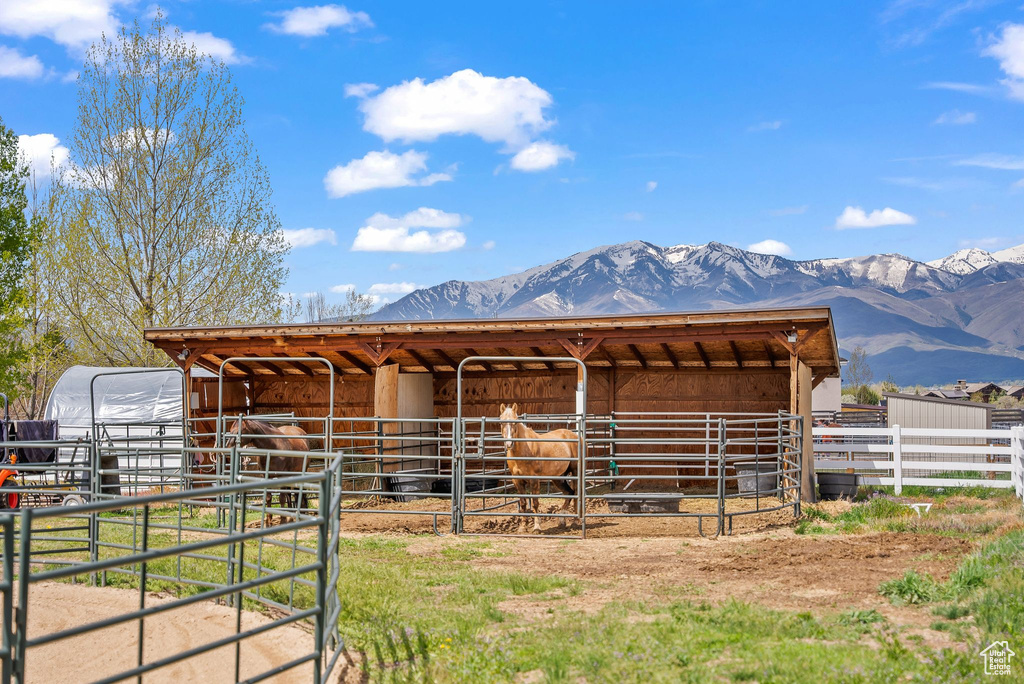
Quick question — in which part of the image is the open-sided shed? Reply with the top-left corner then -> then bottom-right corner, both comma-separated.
145,307 -> 839,501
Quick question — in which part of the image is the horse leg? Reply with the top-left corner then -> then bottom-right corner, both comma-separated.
530,479 -> 542,533
512,478 -> 527,533
552,475 -> 576,527
264,489 -> 273,527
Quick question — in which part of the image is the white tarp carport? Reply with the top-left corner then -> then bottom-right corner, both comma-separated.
45,366 -> 187,427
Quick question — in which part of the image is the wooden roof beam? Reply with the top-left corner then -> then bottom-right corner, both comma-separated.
625,344 -> 648,368
434,349 -> 460,372
247,357 -> 288,376
497,348 -> 525,372
335,350 -> 372,375
271,353 -> 316,377
469,350 -> 496,373
660,343 -> 680,369
405,349 -> 436,373
728,341 -> 743,369
693,341 -> 710,369
529,347 -> 555,371
761,340 -> 776,368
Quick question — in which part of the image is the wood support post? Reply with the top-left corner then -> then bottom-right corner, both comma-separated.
797,358 -> 816,503
374,364 -> 400,473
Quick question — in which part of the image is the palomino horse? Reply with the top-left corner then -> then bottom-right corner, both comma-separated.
498,403 -> 579,533
223,419 -> 311,526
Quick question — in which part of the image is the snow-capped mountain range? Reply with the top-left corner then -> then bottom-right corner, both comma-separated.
369,241 -> 1024,384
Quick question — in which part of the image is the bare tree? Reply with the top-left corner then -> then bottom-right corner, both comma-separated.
302,290 -> 376,323
51,14 -> 288,366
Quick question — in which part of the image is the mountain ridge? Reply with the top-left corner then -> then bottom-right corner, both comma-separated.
369,241 -> 1024,385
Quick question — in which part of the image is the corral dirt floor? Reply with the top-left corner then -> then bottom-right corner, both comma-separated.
338,494 -> 794,537
18,582 -> 362,684
405,528 -> 975,640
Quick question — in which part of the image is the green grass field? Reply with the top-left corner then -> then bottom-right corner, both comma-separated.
15,487 -> 1024,683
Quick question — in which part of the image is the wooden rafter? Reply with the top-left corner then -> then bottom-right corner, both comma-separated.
405,348 -> 436,373
693,341 -> 710,369
529,347 -> 555,371
335,350 -> 372,375
660,343 -> 680,369
625,344 -> 648,368
497,348 -> 525,372
469,350 -> 495,373
728,341 -> 743,369
761,340 -> 776,368
247,356 -> 288,376
434,349 -> 461,371
271,353 -> 315,376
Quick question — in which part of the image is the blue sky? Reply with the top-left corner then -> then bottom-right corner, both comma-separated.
3,1 -> 1024,306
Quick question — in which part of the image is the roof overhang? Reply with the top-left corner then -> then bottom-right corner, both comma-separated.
144,307 -> 841,380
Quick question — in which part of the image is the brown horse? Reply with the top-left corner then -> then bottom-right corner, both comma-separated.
499,403 -> 579,533
224,419 -> 311,526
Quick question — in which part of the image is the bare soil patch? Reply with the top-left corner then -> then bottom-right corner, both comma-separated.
18,582 -> 360,684
409,530 -> 975,622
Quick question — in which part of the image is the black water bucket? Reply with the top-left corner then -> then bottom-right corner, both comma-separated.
817,472 -> 859,501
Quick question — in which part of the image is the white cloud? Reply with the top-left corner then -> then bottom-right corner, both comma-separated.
265,4 -> 372,36
351,208 -> 467,253
179,30 -> 247,65
958,236 -> 1006,249
387,262 -> 403,271
344,82 -> 378,98
747,120 -> 782,132
955,154 -> 1024,170
509,141 -> 574,171
747,239 -> 792,256
324,149 -> 451,198
329,283 -> 356,293
0,0 -> 119,50
0,45 -> 43,79
358,68 -> 555,148
645,180 -> 657,192
834,206 -> 916,230
623,211 -> 644,222
920,81 -> 994,95
984,23 -> 1024,100
481,240 -> 495,250
280,227 -> 337,248
767,205 -> 808,216
933,109 -> 976,125
17,133 -> 69,176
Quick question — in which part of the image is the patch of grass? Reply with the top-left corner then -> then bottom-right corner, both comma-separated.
931,604 -> 970,620
837,608 -> 886,628
880,570 -> 944,605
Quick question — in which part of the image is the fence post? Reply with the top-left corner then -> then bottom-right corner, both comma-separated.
892,424 -> 903,496
1012,426 -> 1023,501
716,418 -> 727,536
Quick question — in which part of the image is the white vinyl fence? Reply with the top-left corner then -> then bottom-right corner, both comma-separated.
813,425 -> 1024,501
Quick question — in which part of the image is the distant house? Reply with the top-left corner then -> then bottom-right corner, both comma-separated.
1004,385 -> 1024,401
922,388 -> 969,400
962,381 -> 1003,401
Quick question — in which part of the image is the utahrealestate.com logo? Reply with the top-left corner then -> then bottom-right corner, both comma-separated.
980,641 -> 1015,676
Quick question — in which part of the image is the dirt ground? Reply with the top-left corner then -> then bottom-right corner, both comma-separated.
18,582 -> 340,684
404,526 -> 977,646
338,493 -> 796,537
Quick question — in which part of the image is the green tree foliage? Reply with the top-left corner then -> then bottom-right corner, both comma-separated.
0,116 -> 34,396
51,14 -> 289,366
14,176 -> 73,418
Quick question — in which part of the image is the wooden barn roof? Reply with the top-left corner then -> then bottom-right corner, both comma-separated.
144,307 -> 841,380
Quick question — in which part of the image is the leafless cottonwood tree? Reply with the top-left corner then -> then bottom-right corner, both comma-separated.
302,290 -> 376,323
51,14 -> 288,366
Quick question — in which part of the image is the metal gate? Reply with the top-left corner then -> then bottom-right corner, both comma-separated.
452,356 -> 588,537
